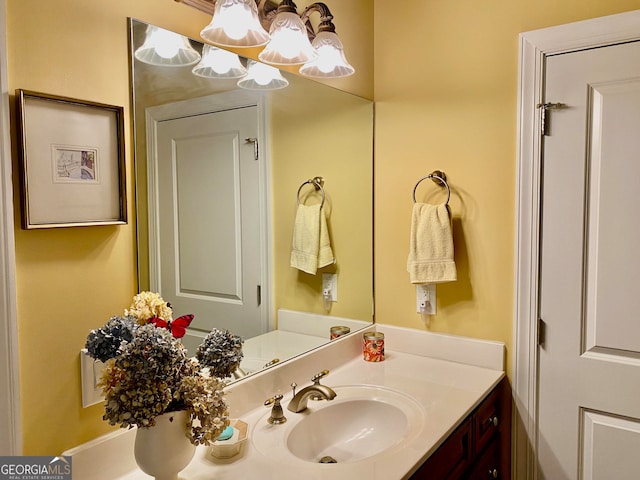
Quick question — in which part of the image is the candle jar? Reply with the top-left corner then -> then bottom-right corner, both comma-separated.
330,326 -> 351,340
363,331 -> 385,362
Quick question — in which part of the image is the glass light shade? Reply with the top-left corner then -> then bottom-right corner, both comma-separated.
192,45 -> 248,79
200,0 -> 269,48
299,31 -> 355,78
258,12 -> 318,65
237,60 -> 289,90
135,25 -> 201,66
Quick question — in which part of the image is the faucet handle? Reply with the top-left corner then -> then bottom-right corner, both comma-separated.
309,370 -> 330,401
264,394 -> 287,425
311,369 -> 330,384
263,358 -> 280,368
264,393 -> 283,407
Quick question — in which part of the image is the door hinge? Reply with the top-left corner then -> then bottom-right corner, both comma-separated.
536,102 -> 567,136
537,318 -> 547,349
257,285 -> 262,306
245,137 -> 258,161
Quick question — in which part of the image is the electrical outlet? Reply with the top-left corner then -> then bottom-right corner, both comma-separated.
322,273 -> 338,302
416,284 -> 436,315
80,349 -> 105,408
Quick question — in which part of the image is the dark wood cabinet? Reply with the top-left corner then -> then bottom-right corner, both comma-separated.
410,377 -> 511,480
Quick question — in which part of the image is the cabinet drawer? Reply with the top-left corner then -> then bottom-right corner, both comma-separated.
473,386 -> 501,455
469,437 -> 500,480
411,418 -> 473,480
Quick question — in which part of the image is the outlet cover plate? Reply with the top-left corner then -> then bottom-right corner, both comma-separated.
322,273 -> 338,302
81,349 -> 105,408
416,284 -> 436,314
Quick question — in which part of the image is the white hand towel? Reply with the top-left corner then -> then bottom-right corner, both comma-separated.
407,203 -> 457,284
318,207 -> 335,269
290,204 -> 334,275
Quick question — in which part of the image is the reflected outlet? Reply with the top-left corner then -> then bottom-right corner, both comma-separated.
322,273 -> 338,302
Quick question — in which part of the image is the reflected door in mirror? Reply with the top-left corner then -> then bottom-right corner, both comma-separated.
154,104 -> 267,351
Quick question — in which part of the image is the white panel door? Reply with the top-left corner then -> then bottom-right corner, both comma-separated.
155,106 -> 265,350
538,41 -> 640,479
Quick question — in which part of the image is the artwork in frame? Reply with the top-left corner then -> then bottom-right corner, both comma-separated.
15,89 -> 127,229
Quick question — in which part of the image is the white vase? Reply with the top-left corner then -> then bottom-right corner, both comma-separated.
134,410 -> 196,480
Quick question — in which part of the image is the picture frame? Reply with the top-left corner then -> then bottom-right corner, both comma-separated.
16,89 -> 127,229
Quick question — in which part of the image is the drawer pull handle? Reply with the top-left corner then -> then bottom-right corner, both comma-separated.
486,415 -> 499,427
489,468 -> 498,478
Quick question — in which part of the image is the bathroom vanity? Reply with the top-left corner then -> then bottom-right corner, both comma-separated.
65,324 -> 510,480
410,377 -> 510,479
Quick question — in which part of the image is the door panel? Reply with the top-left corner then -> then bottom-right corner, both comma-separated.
538,41 -> 640,479
584,79 -> 640,358
155,106 -> 265,349
174,132 -> 241,298
581,410 -> 640,480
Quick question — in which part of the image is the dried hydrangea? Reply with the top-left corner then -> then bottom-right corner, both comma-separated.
196,329 -> 244,378
85,315 -> 138,362
125,291 -> 173,325
175,374 -> 229,446
89,292 -> 237,445
99,324 -> 195,429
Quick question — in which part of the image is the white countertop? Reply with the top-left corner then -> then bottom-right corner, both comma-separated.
65,325 -> 505,480
120,353 -> 502,479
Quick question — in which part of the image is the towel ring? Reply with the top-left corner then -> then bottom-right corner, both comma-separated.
412,170 -> 451,205
297,176 -> 325,208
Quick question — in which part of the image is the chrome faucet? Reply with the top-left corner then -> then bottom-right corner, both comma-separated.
287,371 -> 337,413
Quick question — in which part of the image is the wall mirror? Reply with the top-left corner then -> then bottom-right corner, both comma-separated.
129,18 -> 373,383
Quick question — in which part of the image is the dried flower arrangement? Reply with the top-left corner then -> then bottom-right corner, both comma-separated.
196,329 -> 244,378
85,292 -> 244,446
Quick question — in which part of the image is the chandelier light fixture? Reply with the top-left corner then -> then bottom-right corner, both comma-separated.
192,44 -> 248,78
237,59 -> 289,90
179,0 -> 355,78
298,3 -> 355,78
135,0 -> 355,89
257,0 -> 318,65
134,23 -> 288,90
200,0 -> 270,48
134,24 -> 201,67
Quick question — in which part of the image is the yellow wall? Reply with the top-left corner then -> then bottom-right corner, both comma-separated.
373,0 -> 640,378
270,75 -> 373,320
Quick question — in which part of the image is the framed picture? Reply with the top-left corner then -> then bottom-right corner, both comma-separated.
16,89 -> 127,229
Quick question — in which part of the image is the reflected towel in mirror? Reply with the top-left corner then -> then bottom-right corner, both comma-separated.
291,204 -> 334,275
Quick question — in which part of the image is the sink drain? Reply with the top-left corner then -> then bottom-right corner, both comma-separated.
318,456 -> 338,464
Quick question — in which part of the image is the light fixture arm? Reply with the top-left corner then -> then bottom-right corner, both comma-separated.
256,0 -> 320,35
301,3 -> 336,34
275,0 -> 298,14
256,0 -> 280,30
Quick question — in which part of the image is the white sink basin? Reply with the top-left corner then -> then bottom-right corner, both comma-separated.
251,385 -> 425,464
287,398 -> 409,462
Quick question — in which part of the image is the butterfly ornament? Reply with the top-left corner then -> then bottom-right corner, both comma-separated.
150,314 -> 194,339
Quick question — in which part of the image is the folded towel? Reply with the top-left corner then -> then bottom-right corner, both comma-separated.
318,208 -> 335,269
290,204 -> 334,275
407,203 -> 457,284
